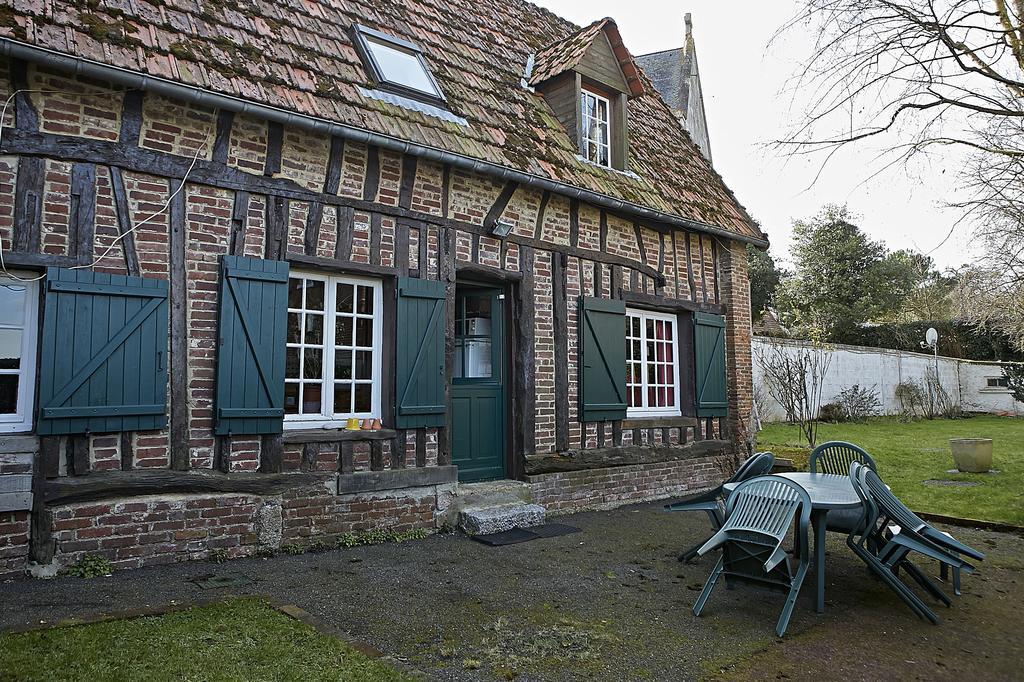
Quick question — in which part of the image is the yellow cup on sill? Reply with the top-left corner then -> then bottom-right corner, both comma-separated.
345,418 -> 362,431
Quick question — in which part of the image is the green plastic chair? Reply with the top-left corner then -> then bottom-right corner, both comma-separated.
665,451 -> 775,562
692,475 -> 811,637
810,441 -> 876,533
846,463 -> 975,623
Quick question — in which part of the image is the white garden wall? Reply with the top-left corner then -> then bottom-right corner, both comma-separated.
752,337 -> 1024,422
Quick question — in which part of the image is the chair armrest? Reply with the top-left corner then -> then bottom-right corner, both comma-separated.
664,487 -> 722,511
922,527 -> 985,561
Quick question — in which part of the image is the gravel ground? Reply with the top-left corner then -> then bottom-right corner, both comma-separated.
1,502 -> 1022,681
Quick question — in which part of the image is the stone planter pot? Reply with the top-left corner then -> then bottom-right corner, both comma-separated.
949,438 -> 993,473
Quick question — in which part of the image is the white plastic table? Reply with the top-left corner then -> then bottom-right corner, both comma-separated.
725,471 -> 862,613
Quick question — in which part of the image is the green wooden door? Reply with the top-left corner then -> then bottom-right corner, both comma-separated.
451,286 -> 505,482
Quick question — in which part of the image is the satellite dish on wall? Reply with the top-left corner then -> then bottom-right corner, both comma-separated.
925,327 -> 938,348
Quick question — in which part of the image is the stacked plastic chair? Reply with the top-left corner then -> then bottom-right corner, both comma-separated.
846,462 -> 983,623
692,475 -> 812,637
809,441 -> 876,533
665,451 -> 775,562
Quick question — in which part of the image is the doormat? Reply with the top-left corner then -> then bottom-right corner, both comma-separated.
471,524 -> 582,547
191,572 -> 254,590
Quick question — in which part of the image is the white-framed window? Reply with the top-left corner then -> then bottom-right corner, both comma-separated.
984,376 -> 1009,390
284,272 -> 382,428
0,275 -> 39,433
625,308 -> 680,417
581,88 -> 612,168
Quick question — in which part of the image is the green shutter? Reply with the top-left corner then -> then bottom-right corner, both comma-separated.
395,277 -> 446,428
578,296 -> 627,422
214,256 -> 289,435
694,312 -> 727,417
37,268 -> 169,435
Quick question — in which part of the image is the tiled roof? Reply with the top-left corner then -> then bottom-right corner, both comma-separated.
529,18 -> 644,98
0,0 -> 764,243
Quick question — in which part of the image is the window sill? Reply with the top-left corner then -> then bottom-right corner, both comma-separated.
620,415 -> 698,430
282,428 -> 398,444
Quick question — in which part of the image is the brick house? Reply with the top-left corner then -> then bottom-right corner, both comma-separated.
0,0 -> 767,575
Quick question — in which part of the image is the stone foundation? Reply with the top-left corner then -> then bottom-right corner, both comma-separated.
527,454 -> 732,515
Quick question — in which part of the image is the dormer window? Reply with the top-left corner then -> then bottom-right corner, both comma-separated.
352,25 -> 445,105
528,18 -> 645,173
581,88 -> 612,168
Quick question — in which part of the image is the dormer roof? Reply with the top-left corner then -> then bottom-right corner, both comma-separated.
529,19 -> 645,98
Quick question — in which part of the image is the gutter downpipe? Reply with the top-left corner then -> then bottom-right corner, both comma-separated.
0,38 -> 769,249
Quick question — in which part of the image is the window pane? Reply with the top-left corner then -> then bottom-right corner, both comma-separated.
287,313 -> 301,344
630,386 -> 641,408
453,339 -> 464,379
303,349 -> 322,379
355,318 -> 373,347
288,278 -> 304,309
355,350 -> 373,380
464,339 -> 492,378
336,283 -> 354,313
284,383 -> 299,415
304,313 -> 323,345
354,384 -> 372,412
357,286 -> 374,315
0,329 -> 21,370
285,347 -> 300,378
0,283 -> 26,325
302,383 -> 322,414
334,382 -> 352,415
366,36 -> 440,97
336,317 -> 353,346
0,375 -> 17,413
305,280 -> 325,311
335,351 -> 353,380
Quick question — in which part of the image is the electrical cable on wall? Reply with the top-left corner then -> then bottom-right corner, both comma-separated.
0,87 -> 211,283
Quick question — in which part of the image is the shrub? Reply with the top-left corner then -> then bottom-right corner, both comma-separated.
63,554 -> 113,578
818,402 -> 847,423
835,384 -> 881,422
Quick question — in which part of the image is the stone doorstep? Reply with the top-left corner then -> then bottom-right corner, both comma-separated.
454,479 -> 534,508
457,503 -> 546,536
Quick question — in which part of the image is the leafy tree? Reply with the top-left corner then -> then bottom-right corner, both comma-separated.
1003,364 -> 1024,404
746,244 -> 783,322
777,1 -> 1024,350
775,205 -> 930,339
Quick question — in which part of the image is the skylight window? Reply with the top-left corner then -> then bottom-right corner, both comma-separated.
352,25 -> 444,104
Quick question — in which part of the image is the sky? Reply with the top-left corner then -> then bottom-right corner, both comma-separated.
532,0 -> 979,271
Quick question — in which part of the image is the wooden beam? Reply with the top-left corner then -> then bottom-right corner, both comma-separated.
369,440 -> 384,471
363,145 -> 380,201
620,416 -> 698,430
515,246 -> 536,457
335,205 -> 353,261
264,121 -> 283,176
118,90 -> 144,147
340,440 -> 354,474
568,198 -> 580,248
168,179 -> 189,471
70,163 -> 96,265
394,219 -> 410,275
29,450 -> 53,564
39,437 -> 60,479
398,155 -> 417,209
211,109 -> 234,165
439,227 -> 455,466
482,180 -> 518,233
337,465 -> 457,495
552,252 -> 569,452
621,291 -> 725,314
10,60 -> 39,131
599,210 -> 608,252
44,469 -> 333,506
683,232 -> 697,301
455,262 -> 523,282
533,190 -> 551,240
283,428 -> 397,443
415,428 -> 426,467
12,155 -> 43,253
265,195 -> 288,260
69,435 -> 89,476
260,433 -> 283,473
304,201 -> 323,256
440,164 -> 451,218
229,189 -> 250,257
108,166 -> 142,276
286,252 -> 398,278
120,432 -> 134,470
698,235 -> 708,303
369,212 -> 382,266
323,136 -> 345,195
301,442 -> 318,472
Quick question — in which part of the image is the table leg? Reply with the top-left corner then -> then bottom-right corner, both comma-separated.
812,510 -> 826,613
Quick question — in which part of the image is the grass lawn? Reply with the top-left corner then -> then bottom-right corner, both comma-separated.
0,597 -> 411,682
757,415 -> 1024,526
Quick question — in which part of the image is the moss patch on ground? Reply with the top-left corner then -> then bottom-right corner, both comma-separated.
757,415 -> 1024,525
0,597 -> 411,681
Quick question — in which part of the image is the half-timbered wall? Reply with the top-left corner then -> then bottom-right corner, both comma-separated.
0,61 -> 751,573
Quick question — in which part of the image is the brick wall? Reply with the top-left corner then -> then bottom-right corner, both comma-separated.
0,511 -> 30,575
528,454 -> 731,515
